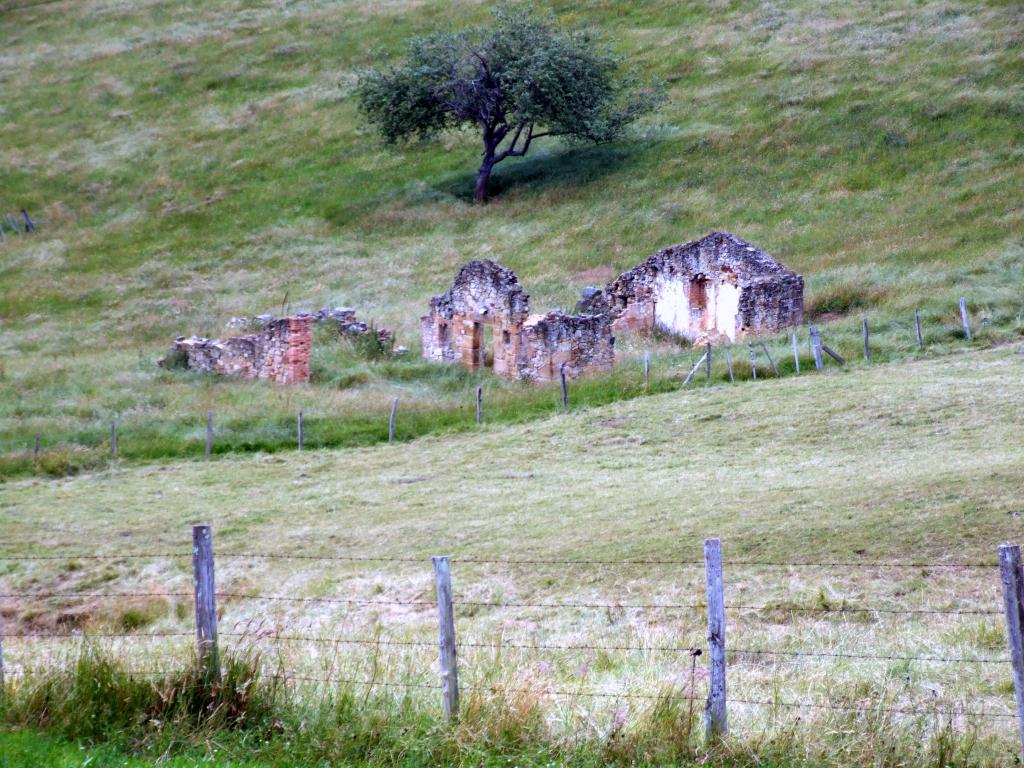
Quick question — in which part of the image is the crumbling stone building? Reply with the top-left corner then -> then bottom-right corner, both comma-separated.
605,231 -> 803,342
167,316 -> 314,384
421,260 -> 614,382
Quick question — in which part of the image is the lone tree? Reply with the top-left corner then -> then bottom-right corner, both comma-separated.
357,5 -> 663,203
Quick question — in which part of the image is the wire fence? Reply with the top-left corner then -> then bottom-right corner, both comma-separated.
1,531 -> 1022,746
5,297 -> 992,470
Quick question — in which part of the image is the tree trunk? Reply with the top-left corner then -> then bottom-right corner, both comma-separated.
474,159 -> 494,204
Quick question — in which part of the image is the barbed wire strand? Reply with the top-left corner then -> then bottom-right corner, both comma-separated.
730,697 -> 1016,719
0,551 -> 998,568
6,630 -> 1006,666
728,647 -> 1010,664
219,632 -> 703,654
0,591 -> 1000,616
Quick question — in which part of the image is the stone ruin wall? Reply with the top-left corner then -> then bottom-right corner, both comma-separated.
422,260 -> 615,382
605,232 -> 803,342
170,315 -> 314,384
520,312 -> 615,382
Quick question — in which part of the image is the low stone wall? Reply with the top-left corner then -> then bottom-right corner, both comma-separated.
521,312 -> 615,382
167,316 -> 313,384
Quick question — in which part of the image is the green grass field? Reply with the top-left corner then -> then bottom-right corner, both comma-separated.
1,0 -> 1022,476
3,347 -> 1024,765
3,0 -> 1024,764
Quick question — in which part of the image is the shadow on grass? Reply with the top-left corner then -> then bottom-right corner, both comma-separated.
435,141 -> 644,204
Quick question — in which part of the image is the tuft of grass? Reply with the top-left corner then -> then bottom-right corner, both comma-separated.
0,645 -> 1011,767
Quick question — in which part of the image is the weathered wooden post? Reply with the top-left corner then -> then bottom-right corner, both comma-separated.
560,364 -> 569,409
747,341 -> 757,380
643,352 -> 650,388
791,332 -> 800,375
704,538 -> 727,743
682,351 -> 708,386
959,297 -> 972,340
111,420 -> 118,458
0,611 -> 5,693
809,326 -> 823,370
388,398 -> 398,442
705,343 -> 712,383
432,556 -> 459,722
297,408 -> 304,451
476,385 -> 483,425
33,433 -> 40,459
821,341 -> 846,366
724,348 -> 734,383
862,318 -> 870,361
914,310 -> 924,348
192,525 -> 220,683
759,342 -> 779,377
998,543 -> 1024,759
205,411 -> 213,459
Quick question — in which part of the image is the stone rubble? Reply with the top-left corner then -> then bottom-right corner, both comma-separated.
163,315 -> 314,385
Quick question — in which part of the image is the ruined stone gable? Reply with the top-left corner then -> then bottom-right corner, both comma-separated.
422,260 -> 614,382
605,231 -> 803,342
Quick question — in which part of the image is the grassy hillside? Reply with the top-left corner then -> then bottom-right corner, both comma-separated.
2,348 -> 1023,765
1,0 -> 1022,474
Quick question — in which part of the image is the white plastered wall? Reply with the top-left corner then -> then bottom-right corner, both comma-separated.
652,275 -> 691,335
651,273 -> 741,341
714,282 -> 740,341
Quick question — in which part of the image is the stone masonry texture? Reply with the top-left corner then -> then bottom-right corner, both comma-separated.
604,231 -> 803,342
421,260 -> 614,382
168,315 -> 314,384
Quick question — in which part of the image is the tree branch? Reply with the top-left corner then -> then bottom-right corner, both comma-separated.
493,124 -> 565,163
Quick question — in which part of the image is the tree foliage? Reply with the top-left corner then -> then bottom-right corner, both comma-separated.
357,4 -> 664,202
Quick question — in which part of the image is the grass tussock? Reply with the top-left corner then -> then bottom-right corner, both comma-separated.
1,646 -> 280,744
0,646 -> 1012,767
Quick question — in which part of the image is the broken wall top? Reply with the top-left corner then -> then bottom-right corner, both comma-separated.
607,231 -> 801,301
427,259 -> 530,324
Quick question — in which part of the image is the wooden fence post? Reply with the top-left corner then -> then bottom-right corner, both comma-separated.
959,297 -> 972,340
33,433 -> 40,459
998,543 -> 1024,759
476,385 -> 483,425
388,398 -> 398,442
205,411 -> 213,459
682,351 -> 708,386
724,348 -> 734,383
297,408 -> 304,451
759,342 -> 779,377
791,332 -> 800,375
704,538 -> 727,743
111,420 -> 118,458
705,343 -> 712,383
809,326 -> 823,370
560,364 -> 569,409
192,525 -> 219,683
821,342 -> 846,366
433,556 -> 459,722
862,318 -> 870,361
643,352 -> 650,387
747,341 -> 757,380
914,310 -> 924,348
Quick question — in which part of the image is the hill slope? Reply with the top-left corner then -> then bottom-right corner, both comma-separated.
1,0 -> 1022,468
